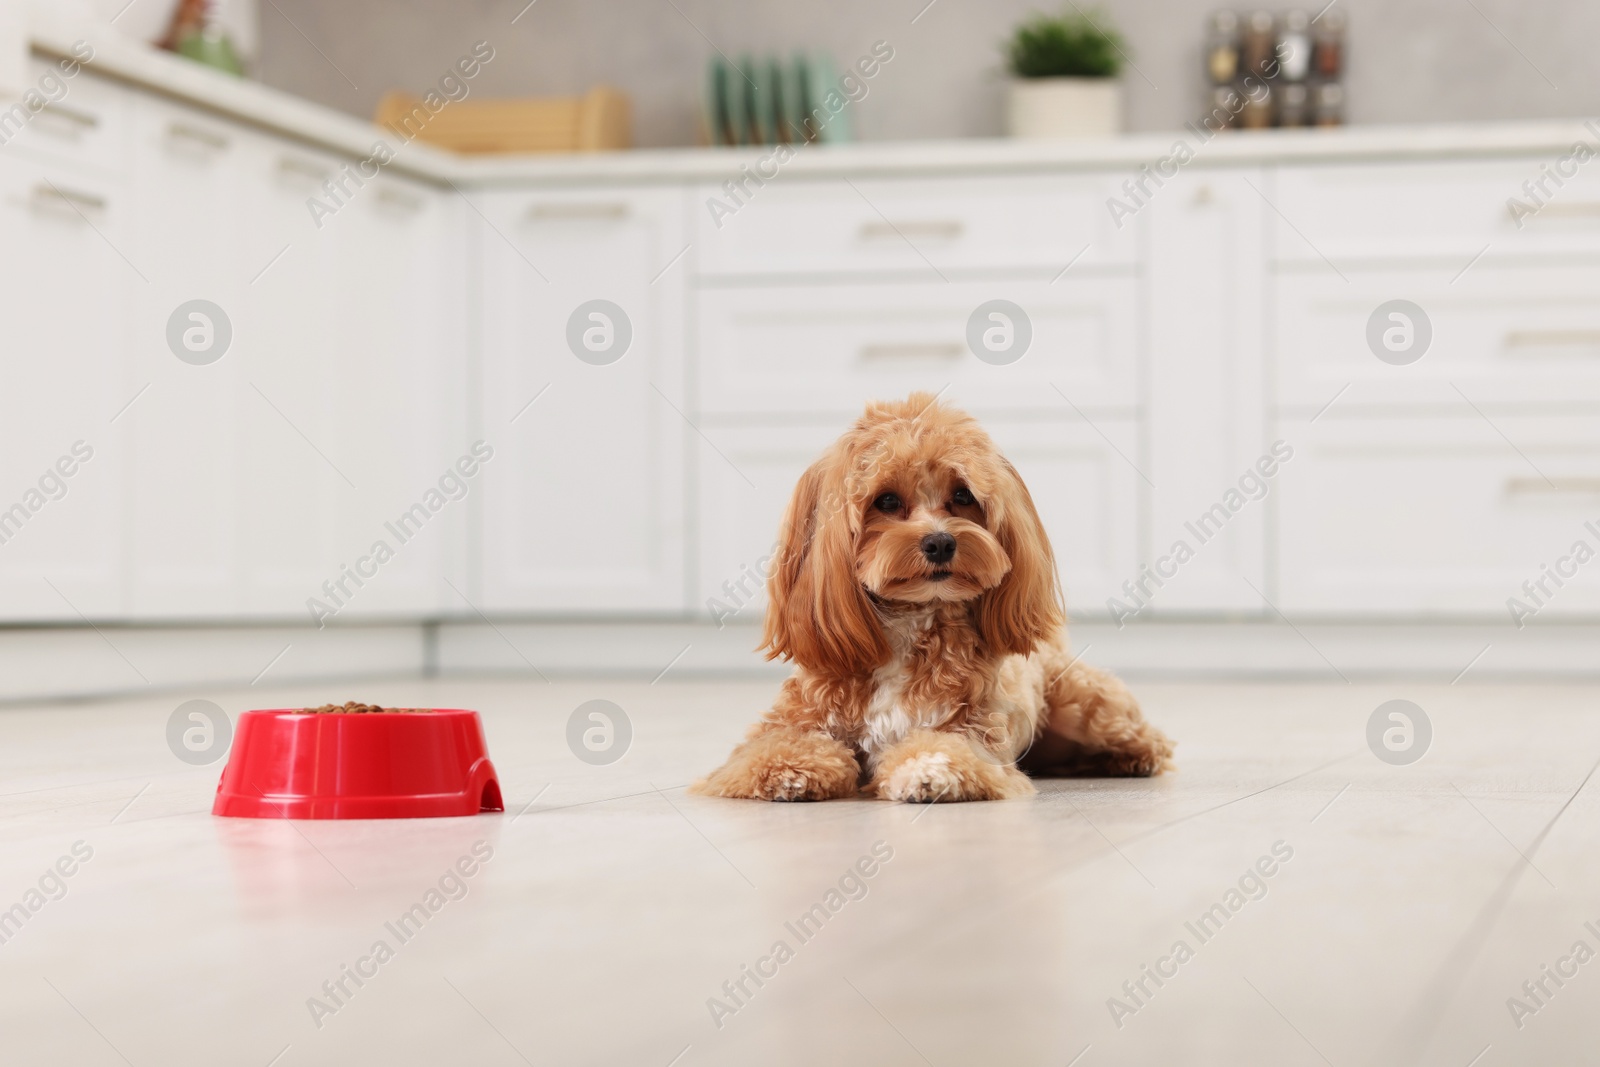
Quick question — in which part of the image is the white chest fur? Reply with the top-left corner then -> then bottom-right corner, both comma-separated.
859,611 -> 946,763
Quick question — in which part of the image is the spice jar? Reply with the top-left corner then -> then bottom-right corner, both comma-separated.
1239,83 -> 1274,129
1314,81 -> 1344,126
1313,9 -> 1345,78
1277,10 -> 1311,82
1242,11 -> 1277,78
1205,11 -> 1240,84
1205,84 -> 1243,130
1277,82 -> 1309,126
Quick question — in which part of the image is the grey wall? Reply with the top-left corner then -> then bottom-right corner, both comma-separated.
256,0 -> 1597,147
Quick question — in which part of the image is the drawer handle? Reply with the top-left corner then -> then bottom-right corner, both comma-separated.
36,103 -> 99,136
858,220 -> 965,241
1504,329 -> 1600,350
526,202 -> 630,221
1511,201 -> 1600,220
30,183 -> 106,215
166,121 -> 230,151
277,156 -> 332,181
1505,477 -> 1600,496
376,187 -> 424,213
858,342 -> 965,361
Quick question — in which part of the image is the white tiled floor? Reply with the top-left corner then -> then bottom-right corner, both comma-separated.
1,677 -> 1597,1066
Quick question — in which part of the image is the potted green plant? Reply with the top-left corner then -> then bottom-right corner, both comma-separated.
1004,8 -> 1126,139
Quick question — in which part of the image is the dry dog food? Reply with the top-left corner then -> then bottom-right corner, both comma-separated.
296,702 -> 433,714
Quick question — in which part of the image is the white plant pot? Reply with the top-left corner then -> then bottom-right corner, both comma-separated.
1006,77 -> 1122,140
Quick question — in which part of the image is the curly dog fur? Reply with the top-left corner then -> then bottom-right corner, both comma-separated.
692,393 -> 1174,803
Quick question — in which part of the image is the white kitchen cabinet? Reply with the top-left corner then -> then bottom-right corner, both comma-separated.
697,418 -> 1140,622
11,45 -> 1600,634
475,186 -> 688,613
1276,415 -> 1600,616
124,93 -> 455,619
123,96 -> 347,618
0,153 -> 130,620
123,93 -> 251,617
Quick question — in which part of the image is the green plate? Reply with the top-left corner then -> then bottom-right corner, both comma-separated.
702,55 -> 729,146
780,53 -> 809,143
807,52 -> 852,144
752,55 -> 780,146
725,54 -> 752,146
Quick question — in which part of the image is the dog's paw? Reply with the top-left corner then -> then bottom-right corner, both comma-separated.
870,731 -> 1036,803
877,751 -> 964,803
1099,727 -> 1176,777
689,729 -> 859,802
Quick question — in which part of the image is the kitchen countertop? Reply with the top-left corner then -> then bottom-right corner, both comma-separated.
28,14 -> 1599,189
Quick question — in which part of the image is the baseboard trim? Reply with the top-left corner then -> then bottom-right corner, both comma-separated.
2,617 -> 1595,705
0,623 -> 423,707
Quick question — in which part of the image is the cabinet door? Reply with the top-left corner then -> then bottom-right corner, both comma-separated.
124,95 -> 248,616
0,156 -> 129,620
1147,168 -> 1267,611
124,99 -> 347,618
477,187 -> 687,613
320,170 -> 461,617
697,419 -> 1139,623
230,134 -> 350,617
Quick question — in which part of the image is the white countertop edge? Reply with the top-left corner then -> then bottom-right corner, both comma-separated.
32,15 -> 1600,189
30,15 -> 463,183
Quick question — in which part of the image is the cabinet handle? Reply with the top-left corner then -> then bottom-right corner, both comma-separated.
1510,201 -> 1600,220
525,202 -> 629,221
1504,329 -> 1600,350
857,220 -> 964,241
376,186 -> 424,213
29,182 -> 106,215
858,342 -> 965,361
1505,477 -> 1600,496
277,156 -> 332,181
166,121 -> 230,151
35,103 -> 99,137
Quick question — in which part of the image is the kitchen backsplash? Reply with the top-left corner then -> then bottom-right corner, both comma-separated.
25,0 -> 1591,143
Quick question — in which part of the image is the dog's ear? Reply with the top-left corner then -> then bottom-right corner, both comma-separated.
761,451 -> 890,676
975,458 -> 1064,655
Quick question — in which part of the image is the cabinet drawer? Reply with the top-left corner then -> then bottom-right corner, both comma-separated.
0,60 -> 128,177
1272,159 -> 1600,264
697,419 -> 1139,622
695,173 -> 1136,276
1276,416 -> 1600,615
697,278 -> 1139,416
1275,265 -> 1600,409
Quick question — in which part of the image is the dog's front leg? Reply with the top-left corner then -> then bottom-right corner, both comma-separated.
869,729 -> 1036,803
690,723 -> 861,802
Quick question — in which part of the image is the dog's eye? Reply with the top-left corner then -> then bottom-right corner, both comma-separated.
951,487 -> 976,507
873,492 -> 903,514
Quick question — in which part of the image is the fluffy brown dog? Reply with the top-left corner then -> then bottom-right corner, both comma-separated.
692,393 -> 1174,803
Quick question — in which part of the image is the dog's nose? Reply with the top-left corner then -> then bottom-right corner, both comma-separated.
920,532 -> 956,565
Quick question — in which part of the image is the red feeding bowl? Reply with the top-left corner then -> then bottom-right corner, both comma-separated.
213,709 -> 504,819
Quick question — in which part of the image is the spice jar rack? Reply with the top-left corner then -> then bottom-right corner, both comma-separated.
1201,8 -> 1345,130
